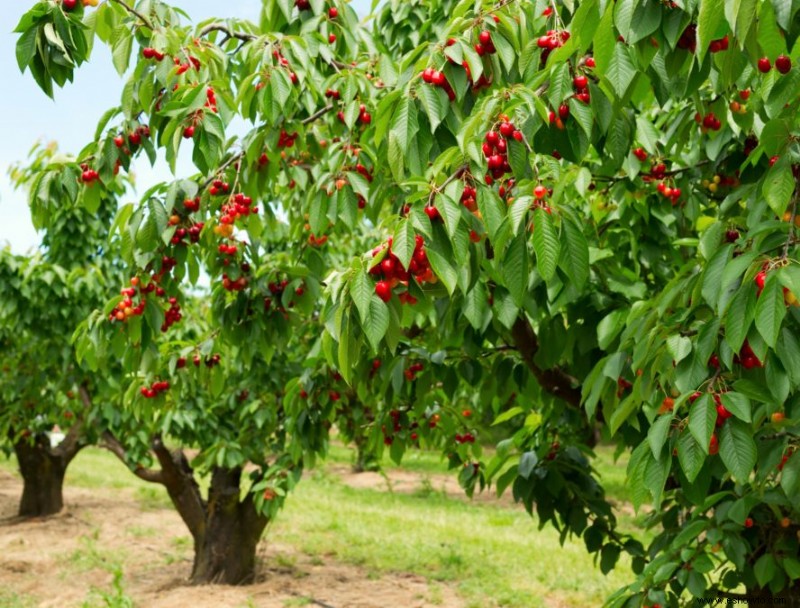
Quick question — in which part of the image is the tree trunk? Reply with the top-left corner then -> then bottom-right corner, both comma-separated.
105,434 -> 270,585
353,439 -> 378,473
13,434 -> 68,518
189,467 -> 268,585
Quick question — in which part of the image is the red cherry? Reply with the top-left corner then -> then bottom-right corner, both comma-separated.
183,125 -> 195,139
375,281 -> 392,302
558,104 -> 569,120
479,30 -> 492,46
533,185 -> 547,199
757,57 -> 772,73
585,57 -> 595,68
328,34 -> 336,44
775,55 -> 792,74
709,434 -> 719,455
744,517 -> 753,528
573,75 -> 588,89
62,0 -> 77,10
485,131 -> 500,146
328,7 -> 338,18
499,122 -> 515,138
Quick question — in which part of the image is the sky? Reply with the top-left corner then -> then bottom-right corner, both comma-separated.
0,0 -> 371,254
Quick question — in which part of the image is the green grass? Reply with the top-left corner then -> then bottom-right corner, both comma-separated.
0,591 -> 37,608
1,445 -> 646,607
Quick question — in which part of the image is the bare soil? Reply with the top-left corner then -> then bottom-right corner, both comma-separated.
0,468 -> 462,608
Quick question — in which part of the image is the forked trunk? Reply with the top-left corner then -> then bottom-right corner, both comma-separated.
14,434 -> 68,517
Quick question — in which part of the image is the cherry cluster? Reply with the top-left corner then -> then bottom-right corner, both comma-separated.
370,235 -> 435,304
141,47 -> 165,61
403,362 -> 424,381
80,165 -> 100,184
170,221 -> 204,245
536,29 -> 570,63
656,181 -> 682,204
483,119 -> 523,183
758,55 -> 792,74
734,340 -> 763,369
183,196 -> 201,212
111,285 -> 146,322
454,432 -> 476,444
269,50 -> 299,85
307,233 -> 329,247
193,353 -> 221,368
205,87 -> 218,113
421,68 -> 456,101
174,55 -> 201,75
222,272 -> 249,292
633,147 -> 648,162
264,279 -> 291,313
324,88 -> 341,100
140,380 -> 170,399
474,30 -> 496,56
278,129 -> 298,148
162,297 -> 182,332
383,409 -> 420,445
696,111 -> 722,131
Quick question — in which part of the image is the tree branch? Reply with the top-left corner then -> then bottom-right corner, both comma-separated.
109,0 -> 154,31
510,315 -> 583,409
100,430 -> 166,484
198,23 -> 257,43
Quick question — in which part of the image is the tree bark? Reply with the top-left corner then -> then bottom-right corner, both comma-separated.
189,467 -> 268,585
14,433 -> 68,517
11,418 -> 85,518
102,432 -> 269,585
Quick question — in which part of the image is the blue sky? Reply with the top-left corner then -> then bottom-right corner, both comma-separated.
0,0 -> 371,254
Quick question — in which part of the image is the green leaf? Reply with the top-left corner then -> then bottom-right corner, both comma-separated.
678,431 -> 705,483
697,0 -> 725,62
559,218 -> 589,291
648,414 -> 673,459
362,296 -> 390,351
720,392 -> 751,423
754,554 -> 777,589
111,29 -> 132,76
597,309 -> 626,350
417,84 -> 448,133
492,406 -> 524,426
605,44 -> 636,98
689,394 -> 716,455
725,281 -> 758,353
781,452 -> 800,500
392,219 -> 415,271
763,162 -> 794,215
350,268 -> 373,324
754,272 -> 786,348
390,96 -> 419,156
477,187 -> 507,242
502,234 -> 528,307
532,208 -> 560,282
719,420 -> 757,482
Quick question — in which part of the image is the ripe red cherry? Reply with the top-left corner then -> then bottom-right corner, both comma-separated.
558,104 -> 569,119
573,75 -> 588,89
775,55 -> 791,74
114,135 -> 125,148
479,30 -> 492,45
757,57 -> 771,73
485,131 -> 500,146
585,57 -> 595,68
328,7 -> 338,18
499,122 -> 515,137
744,517 -> 753,528
431,71 -> 446,87
755,270 -> 767,291
533,185 -> 547,199
183,125 -> 195,138
375,280 -> 392,302
62,0 -> 77,10
328,34 -> 336,44
422,68 -> 434,83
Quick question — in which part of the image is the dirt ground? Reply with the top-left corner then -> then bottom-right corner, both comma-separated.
0,468 -> 463,608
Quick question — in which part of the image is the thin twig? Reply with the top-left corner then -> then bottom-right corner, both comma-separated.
198,23 -> 257,43
427,163 -> 469,206
109,0 -> 154,30
782,192 -> 798,259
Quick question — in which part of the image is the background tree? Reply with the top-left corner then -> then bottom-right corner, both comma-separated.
12,0 -> 800,604
1,142 -> 127,517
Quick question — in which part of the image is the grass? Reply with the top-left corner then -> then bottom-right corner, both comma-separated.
1,442 -> 647,608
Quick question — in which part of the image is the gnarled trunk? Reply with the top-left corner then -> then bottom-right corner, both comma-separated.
189,468 -> 268,585
14,434 -> 68,517
10,421 -> 85,518
114,435 -> 269,585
